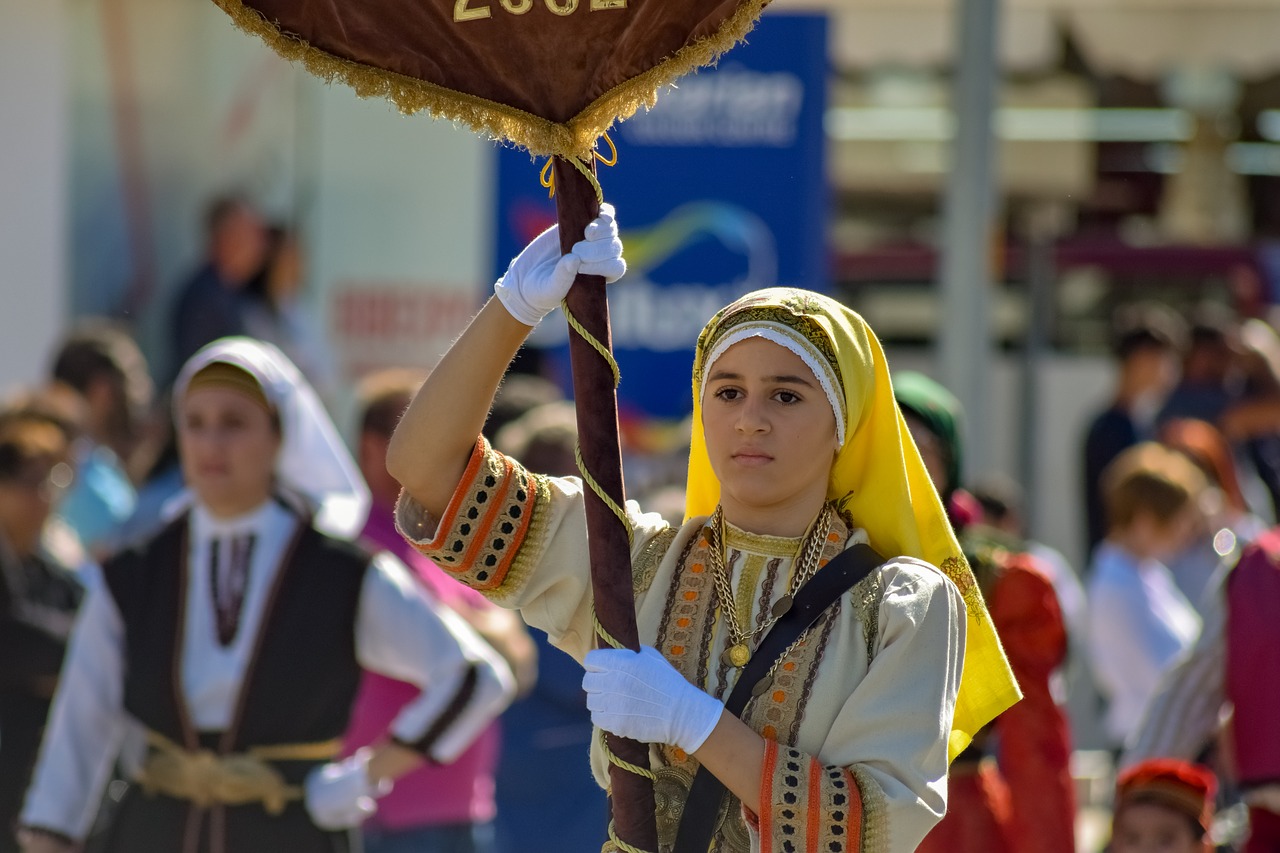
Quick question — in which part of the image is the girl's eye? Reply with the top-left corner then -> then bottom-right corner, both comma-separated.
714,387 -> 742,401
776,390 -> 800,404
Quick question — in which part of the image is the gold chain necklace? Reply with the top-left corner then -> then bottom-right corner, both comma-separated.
708,505 -> 833,668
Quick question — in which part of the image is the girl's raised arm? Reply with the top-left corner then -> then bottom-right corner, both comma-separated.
387,205 -> 624,516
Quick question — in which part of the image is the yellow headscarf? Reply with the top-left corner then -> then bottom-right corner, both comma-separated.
684,287 -> 1020,760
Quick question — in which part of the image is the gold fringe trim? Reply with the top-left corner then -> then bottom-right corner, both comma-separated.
211,0 -> 770,160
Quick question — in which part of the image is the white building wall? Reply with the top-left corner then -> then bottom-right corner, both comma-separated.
0,0 -> 70,391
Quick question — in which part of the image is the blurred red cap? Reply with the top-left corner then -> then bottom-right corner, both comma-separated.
1116,758 -> 1217,834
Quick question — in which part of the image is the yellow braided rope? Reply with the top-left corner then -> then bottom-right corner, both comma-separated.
606,820 -> 654,853
575,444 -> 633,546
598,728 -> 656,781
563,291 -> 628,546
539,133 -> 615,200
593,611 -> 624,650
562,301 -> 621,388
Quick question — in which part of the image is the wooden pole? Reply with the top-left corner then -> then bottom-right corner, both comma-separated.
552,156 -> 659,852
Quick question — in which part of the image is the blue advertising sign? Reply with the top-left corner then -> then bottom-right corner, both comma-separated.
493,13 -> 828,419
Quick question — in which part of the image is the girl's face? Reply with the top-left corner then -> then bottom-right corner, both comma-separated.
701,337 -> 838,536
1111,803 -> 1205,853
178,386 -> 280,518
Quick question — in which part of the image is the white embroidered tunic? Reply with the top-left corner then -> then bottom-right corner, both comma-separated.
397,437 -> 965,853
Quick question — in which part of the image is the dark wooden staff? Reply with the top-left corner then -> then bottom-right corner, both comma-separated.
552,156 -> 658,853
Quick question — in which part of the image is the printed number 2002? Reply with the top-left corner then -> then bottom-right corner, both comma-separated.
454,0 -> 625,21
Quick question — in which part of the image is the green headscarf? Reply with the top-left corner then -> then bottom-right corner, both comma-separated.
894,371 -> 964,499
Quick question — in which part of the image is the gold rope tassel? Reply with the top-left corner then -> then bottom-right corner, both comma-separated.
541,134 -> 617,200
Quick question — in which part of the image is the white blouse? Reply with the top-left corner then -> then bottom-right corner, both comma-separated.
1086,541 -> 1201,746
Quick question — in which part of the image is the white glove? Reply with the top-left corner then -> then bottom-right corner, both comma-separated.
303,749 -> 391,830
582,645 -> 724,754
494,202 -> 626,326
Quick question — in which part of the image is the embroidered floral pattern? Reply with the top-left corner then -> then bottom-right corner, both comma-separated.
852,572 -> 884,663
656,522 -> 720,694
634,525 -> 677,598
694,296 -> 844,394
939,555 -> 986,621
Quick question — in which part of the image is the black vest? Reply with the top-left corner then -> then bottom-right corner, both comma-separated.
98,509 -> 371,853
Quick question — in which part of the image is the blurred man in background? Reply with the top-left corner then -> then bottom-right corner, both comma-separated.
170,195 -> 267,378
1083,303 -> 1187,556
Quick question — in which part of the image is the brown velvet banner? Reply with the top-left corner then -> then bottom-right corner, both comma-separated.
212,0 -> 768,158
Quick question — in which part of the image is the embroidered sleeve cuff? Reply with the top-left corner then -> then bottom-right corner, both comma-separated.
390,665 -> 479,759
755,744 -> 886,853
394,435 -> 541,592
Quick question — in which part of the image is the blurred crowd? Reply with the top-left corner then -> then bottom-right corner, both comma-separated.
3,192 -> 1280,853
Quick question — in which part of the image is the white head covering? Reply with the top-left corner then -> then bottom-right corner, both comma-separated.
173,337 -> 370,539
701,324 -> 847,448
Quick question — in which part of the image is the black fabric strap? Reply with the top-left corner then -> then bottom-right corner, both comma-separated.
672,542 -> 885,853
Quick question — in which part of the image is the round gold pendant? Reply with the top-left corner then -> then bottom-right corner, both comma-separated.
723,643 -> 750,668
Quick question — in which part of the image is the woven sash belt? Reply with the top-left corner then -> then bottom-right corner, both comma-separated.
134,730 -> 342,815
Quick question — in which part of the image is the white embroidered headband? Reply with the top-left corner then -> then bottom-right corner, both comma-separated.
700,322 -> 847,448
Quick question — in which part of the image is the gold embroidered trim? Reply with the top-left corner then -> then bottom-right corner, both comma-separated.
849,764 -> 889,853
211,0 -> 769,160
657,521 -> 719,692
714,791 -> 752,851
652,763 -> 694,850
695,295 -> 845,393
722,523 -> 803,559
788,605 -> 838,746
852,571 -> 884,663
489,472 -> 554,607
632,525 -> 676,598
939,555 -> 986,621
425,443 -> 533,590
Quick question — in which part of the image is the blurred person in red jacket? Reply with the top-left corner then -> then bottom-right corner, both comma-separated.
896,371 -> 1076,853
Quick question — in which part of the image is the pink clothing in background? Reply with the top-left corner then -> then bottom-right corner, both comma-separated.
343,503 -> 502,830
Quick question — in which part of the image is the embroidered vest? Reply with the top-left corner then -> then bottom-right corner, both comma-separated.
102,511 -> 370,773
1226,530 -> 1280,786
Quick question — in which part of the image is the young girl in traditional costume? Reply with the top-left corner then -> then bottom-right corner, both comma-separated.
387,207 -> 1019,853
18,338 -> 514,853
